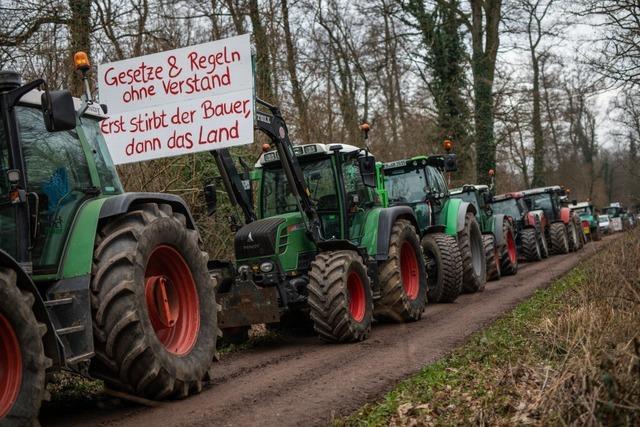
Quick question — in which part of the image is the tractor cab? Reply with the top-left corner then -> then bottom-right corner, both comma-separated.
449,184 -> 493,230
382,156 -> 450,233
521,186 -> 565,222
491,192 -> 527,230
1,74 -> 122,275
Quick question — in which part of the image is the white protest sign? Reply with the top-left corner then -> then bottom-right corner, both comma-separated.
97,33 -> 254,164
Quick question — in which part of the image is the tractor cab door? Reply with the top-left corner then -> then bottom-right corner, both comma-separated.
342,156 -> 379,243
15,106 -> 93,274
424,165 -> 448,213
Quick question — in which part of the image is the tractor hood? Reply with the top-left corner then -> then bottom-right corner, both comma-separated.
234,217 -> 285,260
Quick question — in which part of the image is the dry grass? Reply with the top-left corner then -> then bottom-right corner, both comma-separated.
339,232 -> 640,427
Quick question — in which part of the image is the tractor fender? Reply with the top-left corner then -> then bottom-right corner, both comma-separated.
559,207 -> 572,224
456,201 -> 477,233
525,211 -> 538,228
491,214 -> 507,246
0,249 -> 63,368
529,209 -> 547,231
373,206 -> 420,261
99,192 -> 198,230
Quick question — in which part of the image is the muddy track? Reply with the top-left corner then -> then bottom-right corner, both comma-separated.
41,237 -> 616,427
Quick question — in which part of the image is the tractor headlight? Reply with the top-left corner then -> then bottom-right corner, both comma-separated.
238,265 -> 251,275
260,261 -> 274,273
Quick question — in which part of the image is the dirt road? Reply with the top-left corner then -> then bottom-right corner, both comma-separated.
42,237 -> 613,427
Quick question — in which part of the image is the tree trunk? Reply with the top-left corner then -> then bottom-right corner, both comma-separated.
281,0 -> 310,144
68,0 -> 92,96
531,54 -> 545,186
248,0 -> 274,100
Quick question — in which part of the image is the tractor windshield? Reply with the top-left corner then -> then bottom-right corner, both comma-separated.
385,168 -> 428,204
525,193 -> 553,218
492,198 -> 521,219
262,158 -> 336,218
573,206 -> 592,216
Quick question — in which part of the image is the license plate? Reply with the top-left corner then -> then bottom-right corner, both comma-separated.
583,227 -> 590,234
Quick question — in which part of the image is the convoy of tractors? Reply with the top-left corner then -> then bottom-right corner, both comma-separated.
0,54 -> 634,425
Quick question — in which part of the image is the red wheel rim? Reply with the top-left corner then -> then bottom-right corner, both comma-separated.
347,272 -> 366,322
507,231 -> 517,264
400,242 -> 419,300
0,313 -> 22,418
145,245 -> 200,355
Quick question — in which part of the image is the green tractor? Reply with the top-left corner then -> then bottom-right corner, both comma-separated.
605,203 -> 631,231
569,201 -> 601,242
449,184 -> 518,282
206,100 -> 428,343
0,65 -> 218,423
380,154 -> 485,299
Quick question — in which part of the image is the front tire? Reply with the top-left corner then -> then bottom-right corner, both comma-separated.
500,223 -> 518,275
0,268 -> 49,425
484,234 -> 501,282
520,228 -> 542,261
458,213 -> 486,293
550,222 -> 570,254
421,233 -> 463,303
307,251 -> 373,342
90,203 -> 218,399
375,220 -> 427,322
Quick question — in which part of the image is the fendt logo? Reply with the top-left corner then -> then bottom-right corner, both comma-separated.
247,232 -> 254,242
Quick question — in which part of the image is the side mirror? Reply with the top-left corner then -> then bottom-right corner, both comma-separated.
444,153 -> 457,172
358,155 -> 376,188
203,183 -> 217,216
41,90 -> 76,132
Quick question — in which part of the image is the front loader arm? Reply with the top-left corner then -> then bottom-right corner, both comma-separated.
255,98 -> 323,243
210,149 -> 257,224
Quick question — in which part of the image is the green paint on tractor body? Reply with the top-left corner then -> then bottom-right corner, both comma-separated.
449,184 -> 495,234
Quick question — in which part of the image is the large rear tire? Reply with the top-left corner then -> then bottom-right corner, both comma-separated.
421,233 -> 463,303
539,227 -> 550,258
592,226 -> 601,241
375,220 -> 427,322
458,213 -> 486,293
567,222 -> 579,252
308,251 -> 373,342
484,234 -> 501,282
90,203 -> 218,400
0,268 -> 49,425
520,228 -> 542,261
500,222 -> 518,275
550,222 -> 570,254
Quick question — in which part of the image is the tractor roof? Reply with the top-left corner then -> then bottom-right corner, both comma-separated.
256,143 -> 361,167
383,155 -> 442,170
19,89 -> 107,119
493,191 -> 524,202
520,185 -> 562,196
449,184 -> 489,195
569,201 -> 592,209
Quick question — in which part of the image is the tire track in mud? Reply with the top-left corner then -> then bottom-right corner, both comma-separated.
42,236 -> 616,427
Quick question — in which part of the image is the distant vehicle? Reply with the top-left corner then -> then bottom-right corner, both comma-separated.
568,201 -> 601,242
598,215 -> 611,234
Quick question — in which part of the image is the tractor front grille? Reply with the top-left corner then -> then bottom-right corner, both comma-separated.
235,217 -> 285,260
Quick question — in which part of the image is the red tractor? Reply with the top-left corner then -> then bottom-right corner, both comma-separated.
521,186 -> 583,255
490,191 -> 549,261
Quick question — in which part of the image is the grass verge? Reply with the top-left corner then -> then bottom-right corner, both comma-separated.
337,233 -> 640,426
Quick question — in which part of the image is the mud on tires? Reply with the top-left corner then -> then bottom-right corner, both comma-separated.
90,203 -> 218,400
500,222 -> 518,275
308,251 -> 373,342
421,233 -> 463,303
375,219 -> 427,322
520,228 -> 542,261
549,222 -> 570,254
0,268 -> 50,425
459,213 -> 486,293
483,234 -> 501,282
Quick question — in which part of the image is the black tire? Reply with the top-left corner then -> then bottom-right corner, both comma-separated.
567,222 -> 579,252
375,220 -> 427,322
539,227 -> 550,258
484,234 -> 501,282
458,213 -> 486,293
550,222 -> 570,254
592,226 -> 601,241
520,228 -> 542,261
421,233 -> 463,303
90,203 -> 218,399
0,268 -> 50,425
500,222 -> 518,275
307,251 -> 373,342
